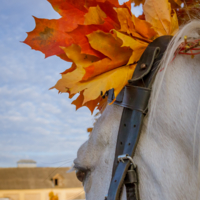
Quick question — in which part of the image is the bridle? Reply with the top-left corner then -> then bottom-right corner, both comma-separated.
105,36 -> 173,200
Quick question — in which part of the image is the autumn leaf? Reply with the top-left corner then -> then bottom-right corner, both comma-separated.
113,30 -> 148,50
81,31 -> 132,80
143,0 -> 172,36
47,0 -> 86,31
70,64 -> 136,104
87,31 -> 130,60
84,5 -> 107,25
115,8 -> 153,42
66,25 -> 111,57
24,0 -> 121,59
124,0 -> 132,10
115,8 -> 133,34
47,0 -> 119,23
97,1 -> 121,29
23,17 -> 74,58
51,44 -> 99,92
112,30 -> 147,64
87,127 -> 93,133
24,17 -> 116,58
132,15 -> 158,39
72,91 -> 102,113
24,0 -> 183,113
61,63 -> 76,75
84,2 -> 121,29
143,0 -> 179,36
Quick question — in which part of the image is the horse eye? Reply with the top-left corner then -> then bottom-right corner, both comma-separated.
76,169 -> 87,182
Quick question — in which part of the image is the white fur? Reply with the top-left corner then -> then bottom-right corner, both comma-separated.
74,21 -> 200,200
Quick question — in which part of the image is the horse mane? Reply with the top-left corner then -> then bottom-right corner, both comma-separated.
147,20 -> 200,198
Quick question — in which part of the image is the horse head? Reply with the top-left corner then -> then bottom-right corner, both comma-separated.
73,21 -> 200,200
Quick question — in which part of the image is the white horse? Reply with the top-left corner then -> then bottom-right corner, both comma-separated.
73,21 -> 200,200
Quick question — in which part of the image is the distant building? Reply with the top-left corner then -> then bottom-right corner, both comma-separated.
0,162 -> 85,200
17,160 -> 37,168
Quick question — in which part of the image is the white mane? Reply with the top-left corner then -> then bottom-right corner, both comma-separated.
137,20 -> 200,199
148,20 -> 200,173
74,21 -> 200,200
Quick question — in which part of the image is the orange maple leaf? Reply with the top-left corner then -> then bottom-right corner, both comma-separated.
72,91 -> 102,114
24,0 -> 180,113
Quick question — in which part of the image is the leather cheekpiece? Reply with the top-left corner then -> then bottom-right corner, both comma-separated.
108,86 -> 151,113
106,35 -> 173,200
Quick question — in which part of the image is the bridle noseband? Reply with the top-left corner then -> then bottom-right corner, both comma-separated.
105,36 -> 173,200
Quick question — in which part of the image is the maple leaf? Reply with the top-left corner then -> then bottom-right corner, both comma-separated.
131,15 -> 158,39
82,31 -> 133,80
23,0 -> 121,59
143,0 -> 179,36
115,7 -> 133,34
70,64 -> 136,104
143,0 -> 171,36
24,0 -> 181,113
84,5 -> 107,25
115,8 -> 154,43
23,17 -> 74,58
47,0 -> 86,31
51,44 -> 99,92
112,30 -> 148,64
72,91 -> 102,114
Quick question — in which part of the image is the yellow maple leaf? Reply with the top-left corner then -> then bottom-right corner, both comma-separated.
113,30 -> 148,64
87,31 -> 132,60
132,15 -> 158,39
84,5 -> 107,25
115,8 -> 153,43
115,7 -> 134,34
80,31 -> 133,80
113,30 -> 148,50
144,0 -> 172,36
51,44 -> 99,92
128,48 -> 146,65
70,64 -> 136,104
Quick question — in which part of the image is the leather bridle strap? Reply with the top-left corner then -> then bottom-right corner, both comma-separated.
106,36 -> 173,200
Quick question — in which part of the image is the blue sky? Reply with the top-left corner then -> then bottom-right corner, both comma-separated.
0,0 -> 142,167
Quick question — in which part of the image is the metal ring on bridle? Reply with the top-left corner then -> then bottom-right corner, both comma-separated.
118,154 -> 136,168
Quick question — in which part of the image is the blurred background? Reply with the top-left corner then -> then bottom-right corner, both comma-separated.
0,0 -> 95,168
0,0 -> 141,199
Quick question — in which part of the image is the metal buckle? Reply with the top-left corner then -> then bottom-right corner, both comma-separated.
118,154 -> 136,168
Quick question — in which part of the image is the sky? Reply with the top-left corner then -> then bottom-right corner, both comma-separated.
0,0 -> 142,168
